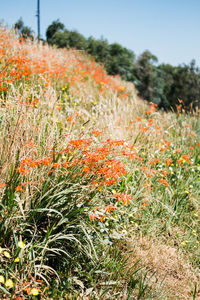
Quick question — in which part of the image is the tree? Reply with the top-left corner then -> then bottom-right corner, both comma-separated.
45,21 -> 200,111
14,18 -> 23,31
49,30 -> 70,48
159,61 -> 200,110
14,18 -> 34,40
46,20 -> 65,44
87,37 -> 110,63
133,50 -> 158,101
46,21 -> 87,50
67,31 -> 87,50
105,43 -> 135,80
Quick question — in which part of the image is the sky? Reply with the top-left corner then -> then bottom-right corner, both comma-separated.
1,0 -> 200,66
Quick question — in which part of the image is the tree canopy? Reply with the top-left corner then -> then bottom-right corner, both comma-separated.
13,19 -> 200,112
14,18 -> 34,40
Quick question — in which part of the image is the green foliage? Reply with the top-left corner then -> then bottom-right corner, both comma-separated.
133,50 -> 158,102
105,43 -> 135,81
0,160 -> 98,296
46,19 -> 65,43
50,29 -> 88,50
49,30 -> 70,48
46,21 -> 87,50
159,60 -> 200,110
134,52 -> 200,111
66,30 -> 88,50
87,37 -> 110,62
46,21 -> 135,81
45,20 -> 200,111
14,18 -> 34,40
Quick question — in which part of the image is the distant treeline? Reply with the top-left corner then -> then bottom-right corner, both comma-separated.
15,19 -> 200,111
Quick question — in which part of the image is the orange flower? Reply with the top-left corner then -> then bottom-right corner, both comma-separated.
136,117 -> 142,121
67,115 -> 73,122
174,149 -> 181,154
41,158 -> 52,165
104,204 -> 117,213
91,130 -> 102,136
141,127 -> 148,132
114,193 -> 132,205
190,131 -> 195,136
152,169 -> 159,175
98,214 -> 105,222
165,159 -> 173,166
160,147 -> 167,152
82,166 -> 90,173
142,200 -> 148,207
149,158 -> 160,165
158,178 -> 168,187
24,287 -> 31,295
182,154 -> 191,162
163,141 -> 171,147
177,159 -> 184,167
16,165 -> 30,175
15,185 -> 23,192
52,163 -> 61,169
21,181 -> 35,186
162,170 -> 168,176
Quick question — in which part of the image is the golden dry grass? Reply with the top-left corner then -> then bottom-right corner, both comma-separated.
126,236 -> 200,299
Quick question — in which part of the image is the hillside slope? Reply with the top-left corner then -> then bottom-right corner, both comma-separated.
0,29 -> 199,299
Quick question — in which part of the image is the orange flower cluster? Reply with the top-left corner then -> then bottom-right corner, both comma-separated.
149,158 -> 160,165
91,130 -> 103,136
22,279 -> 42,296
158,178 -> 169,187
114,193 -> 132,205
89,204 -> 117,222
16,157 -> 52,175
15,137 -> 130,220
0,30 -> 130,100
144,103 -> 158,114
166,159 -> 173,166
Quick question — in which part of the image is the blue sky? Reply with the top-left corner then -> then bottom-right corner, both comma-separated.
1,0 -> 200,66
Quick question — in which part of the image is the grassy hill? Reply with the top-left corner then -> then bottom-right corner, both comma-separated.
0,28 -> 199,299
